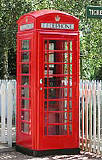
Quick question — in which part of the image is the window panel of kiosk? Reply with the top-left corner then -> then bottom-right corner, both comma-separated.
20,39 -> 31,134
44,88 -> 67,99
45,52 -> 72,64
21,122 -> 29,133
45,64 -> 70,75
48,112 -> 67,124
44,76 -> 69,87
69,124 -> 72,135
48,125 -> 67,135
69,41 -> 72,51
21,99 -> 30,109
21,52 -> 29,62
45,40 -> 69,51
21,111 -> 30,121
21,64 -> 29,74
44,100 -> 67,111
69,100 -> 72,110
21,40 -> 29,50
21,87 -> 30,98
44,39 -> 73,136
21,76 -> 29,85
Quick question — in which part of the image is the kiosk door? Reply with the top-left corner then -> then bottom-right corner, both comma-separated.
39,34 -> 79,150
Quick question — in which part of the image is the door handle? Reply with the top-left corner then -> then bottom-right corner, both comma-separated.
40,79 -> 43,84
40,79 -> 43,90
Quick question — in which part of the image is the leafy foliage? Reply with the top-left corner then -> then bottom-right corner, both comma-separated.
0,0 -> 102,79
0,0 -> 32,79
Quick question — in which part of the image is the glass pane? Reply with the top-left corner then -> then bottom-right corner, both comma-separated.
44,112 -> 47,135
49,42 -> 55,50
69,101 -> 72,110
21,87 -> 29,98
21,76 -> 29,85
69,53 -> 72,63
49,54 -> 54,63
44,89 -> 47,99
69,124 -> 72,135
45,53 -> 54,63
21,99 -> 29,109
69,41 -> 72,51
48,112 -> 67,123
21,52 -> 29,62
21,122 -> 29,133
69,112 -> 72,122
45,64 -> 69,75
65,41 -> 68,50
44,101 -> 47,111
45,40 -> 69,51
21,111 -> 29,121
70,64 -> 72,75
22,64 -> 29,74
44,69 -> 54,75
45,52 -> 70,63
69,77 -> 72,86
45,100 -> 67,111
44,77 -> 68,87
47,88 -> 67,99
50,40 -> 68,50
54,52 -> 69,63
48,125 -> 67,135
51,77 -> 69,86
44,88 -> 67,99
22,40 -> 29,50
45,40 -> 55,51
69,88 -> 72,98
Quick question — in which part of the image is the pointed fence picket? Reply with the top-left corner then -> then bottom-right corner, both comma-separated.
1,82 -> 6,143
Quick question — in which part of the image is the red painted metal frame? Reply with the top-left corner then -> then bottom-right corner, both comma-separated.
16,10 -> 80,151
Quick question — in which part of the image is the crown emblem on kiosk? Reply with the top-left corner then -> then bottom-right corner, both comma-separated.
55,15 -> 60,22
26,17 -> 28,23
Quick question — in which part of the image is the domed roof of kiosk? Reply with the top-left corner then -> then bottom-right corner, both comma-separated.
17,10 -> 79,23
29,10 -> 79,19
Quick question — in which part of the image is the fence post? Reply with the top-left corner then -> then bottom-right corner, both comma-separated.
85,81 -> 88,151
89,82 -> 92,152
93,81 -> 96,153
13,80 -> 16,127
12,80 -> 16,141
1,82 -> 6,143
81,81 -> 85,150
7,81 -> 13,147
97,81 -> 101,154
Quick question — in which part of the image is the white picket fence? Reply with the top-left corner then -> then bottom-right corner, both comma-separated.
0,80 -> 102,154
80,80 -> 102,154
0,80 -> 16,147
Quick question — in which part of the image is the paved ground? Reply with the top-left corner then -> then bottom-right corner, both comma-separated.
0,150 -> 102,160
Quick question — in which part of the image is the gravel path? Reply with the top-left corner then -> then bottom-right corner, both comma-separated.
0,150 -> 102,160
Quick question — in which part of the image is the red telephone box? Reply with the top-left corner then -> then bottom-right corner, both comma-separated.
16,10 -> 80,156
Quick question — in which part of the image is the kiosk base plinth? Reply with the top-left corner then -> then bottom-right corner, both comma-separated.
16,145 -> 80,157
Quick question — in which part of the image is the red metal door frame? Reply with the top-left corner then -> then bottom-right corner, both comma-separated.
38,32 -> 79,150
